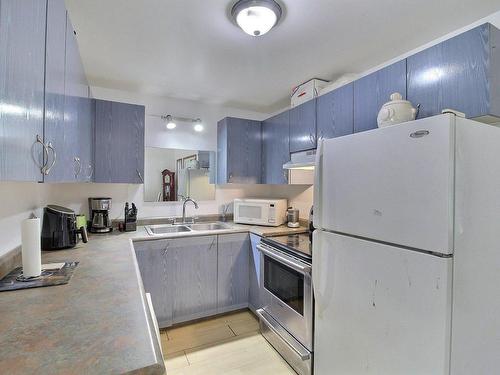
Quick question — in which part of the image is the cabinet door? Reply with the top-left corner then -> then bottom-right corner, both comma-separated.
248,233 -> 262,312
354,60 -> 407,133
134,240 -> 173,328
217,117 -> 262,184
289,99 -> 317,152
76,97 -> 94,182
0,0 -> 46,181
94,100 -> 145,183
262,111 -> 289,184
44,0 -> 70,181
170,236 -> 218,323
316,83 -> 354,140
217,233 -> 250,313
407,24 -> 494,119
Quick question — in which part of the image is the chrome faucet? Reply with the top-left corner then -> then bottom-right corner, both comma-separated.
181,197 -> 199,224
221,203 -> 231,222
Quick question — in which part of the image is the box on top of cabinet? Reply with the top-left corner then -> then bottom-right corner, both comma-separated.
291,78 -> 329,107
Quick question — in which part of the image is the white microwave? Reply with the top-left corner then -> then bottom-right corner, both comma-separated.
233,198 -> 288,227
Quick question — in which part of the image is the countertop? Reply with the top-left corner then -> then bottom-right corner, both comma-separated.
0,222 -> 306,375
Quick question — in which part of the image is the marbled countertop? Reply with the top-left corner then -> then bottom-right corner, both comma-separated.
0,222 -> 306,374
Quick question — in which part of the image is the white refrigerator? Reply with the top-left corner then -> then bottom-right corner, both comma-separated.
313,114 -> 500,375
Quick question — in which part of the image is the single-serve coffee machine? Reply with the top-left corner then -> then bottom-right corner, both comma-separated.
88,197 -> 112,233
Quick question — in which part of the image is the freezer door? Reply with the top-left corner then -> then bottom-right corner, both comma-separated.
316,114 -> 455,254
313,231 -> 452,375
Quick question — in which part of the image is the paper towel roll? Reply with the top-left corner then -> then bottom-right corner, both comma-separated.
21,218 -> 42,278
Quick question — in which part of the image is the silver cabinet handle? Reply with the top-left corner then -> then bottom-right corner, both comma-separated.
86,164 -> 93,181
136,169 -> 144,183
44,142 -> 56,175
74,157 -> 82,179
283,169 -> 288,183
35,135 -> 49,173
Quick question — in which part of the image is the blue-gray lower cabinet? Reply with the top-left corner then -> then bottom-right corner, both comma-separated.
134,240 -> 173,328
289,99 -> 317,152
248,233 -> 262,313
262,111 -> 289,184
0,0 -> 46,181
217,233 -> 250,313
94,99 -> 145,183
408,23 -> 500,120
170,236 -> 218,324
354,60 -> 407,133
217,117 -> 262,184
316,83 -> 354,140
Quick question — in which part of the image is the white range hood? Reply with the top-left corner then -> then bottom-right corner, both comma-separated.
283,149 -> 316,170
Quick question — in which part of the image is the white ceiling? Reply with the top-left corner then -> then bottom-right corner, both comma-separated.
65,0 -> 500,113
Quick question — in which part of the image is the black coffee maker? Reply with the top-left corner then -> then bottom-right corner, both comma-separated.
41,205 -> 88,250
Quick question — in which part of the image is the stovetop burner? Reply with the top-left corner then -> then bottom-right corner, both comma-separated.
262,232 -> 312,260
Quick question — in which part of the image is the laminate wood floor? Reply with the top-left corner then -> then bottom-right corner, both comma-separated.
160,310 -> 296,374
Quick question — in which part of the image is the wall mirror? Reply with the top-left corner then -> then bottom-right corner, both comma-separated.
144,147 -> 216,202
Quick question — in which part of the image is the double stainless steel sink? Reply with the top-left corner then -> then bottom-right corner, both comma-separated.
145,222 -> 232,236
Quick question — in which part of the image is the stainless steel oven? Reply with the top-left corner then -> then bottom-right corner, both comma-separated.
257,241 -> 313,375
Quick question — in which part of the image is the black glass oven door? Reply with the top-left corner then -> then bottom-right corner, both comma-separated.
263,255 -> 304,316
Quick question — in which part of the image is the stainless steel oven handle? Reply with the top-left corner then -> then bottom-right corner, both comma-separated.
257,244 -> 311,275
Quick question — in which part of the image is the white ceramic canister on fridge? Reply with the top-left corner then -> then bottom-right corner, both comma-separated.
377,92 -> 419,128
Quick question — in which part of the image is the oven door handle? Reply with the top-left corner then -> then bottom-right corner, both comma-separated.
257,244 -> 311,275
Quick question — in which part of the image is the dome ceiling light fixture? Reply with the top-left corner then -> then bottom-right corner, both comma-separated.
231,0 -> 282,37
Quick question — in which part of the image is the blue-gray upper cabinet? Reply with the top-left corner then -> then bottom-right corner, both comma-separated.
66,15 -> 93,183
217,117 -> 262,184
316,83 -> 354,140
44,0 -> 71,182
289,99 -> 317,152
44,7 -> 93,182
408,23 -> 500,120
94,100 -> 145,184
0,0 -> 46,181
262,110 -> 289,184
354,60 -> 407,133
76,97 -> 94,182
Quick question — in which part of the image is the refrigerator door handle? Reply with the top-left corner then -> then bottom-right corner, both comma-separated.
313,139 -> 324,229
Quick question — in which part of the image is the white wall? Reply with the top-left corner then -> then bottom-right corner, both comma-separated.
0,182 -> 47,258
